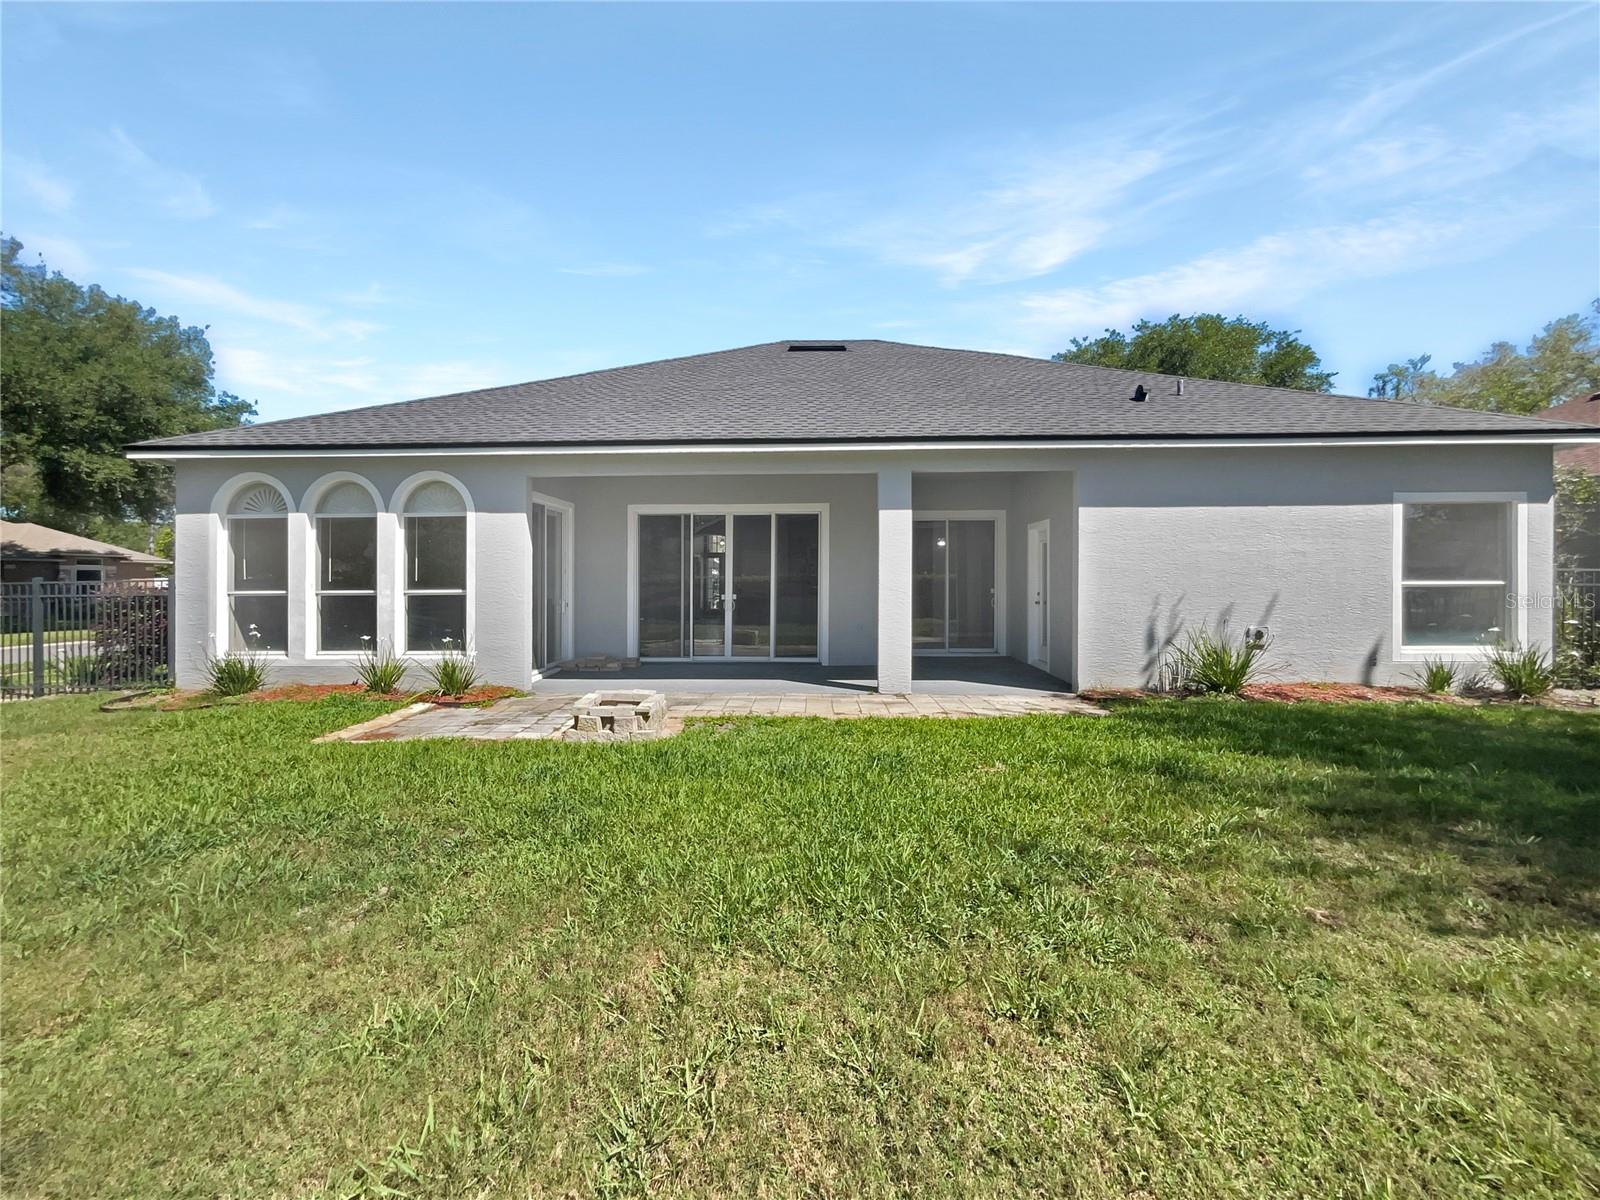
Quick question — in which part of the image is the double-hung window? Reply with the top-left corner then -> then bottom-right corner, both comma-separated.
226,484 -> 289,652
314,482 -> 378,652
403,481 -> 468,651
1397,495 -> 1518,652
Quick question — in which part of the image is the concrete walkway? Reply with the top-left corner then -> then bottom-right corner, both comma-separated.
319,689 -> 1109,744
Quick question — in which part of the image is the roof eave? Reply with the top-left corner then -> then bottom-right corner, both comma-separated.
127,428 -> 1600,459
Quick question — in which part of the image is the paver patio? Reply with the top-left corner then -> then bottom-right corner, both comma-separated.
317,690 -> 1109,743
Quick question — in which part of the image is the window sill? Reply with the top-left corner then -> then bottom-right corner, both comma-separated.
1394,645 -> 1503,661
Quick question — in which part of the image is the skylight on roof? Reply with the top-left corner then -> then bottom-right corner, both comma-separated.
786,343 -> 847,352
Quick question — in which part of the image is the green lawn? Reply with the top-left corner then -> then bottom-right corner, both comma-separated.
0,628 -> 91,647
3,695 -> 1597,1198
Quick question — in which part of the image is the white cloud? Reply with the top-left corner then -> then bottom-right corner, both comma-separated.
1326,6 -> 1587,141
212,342 -> 507,412
868,148 -> 1169,286
1017,213 -> 1478,336
1301,101 -> 1598,197
10,159 -> 74,214
725,142 -> 1173,287
108,126 -> 215,219
13,232 -> 93,277
127,268 -> 321,332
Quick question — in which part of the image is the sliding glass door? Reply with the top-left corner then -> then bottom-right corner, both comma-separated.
636,510 -> 821,660
913,517 -> 997,653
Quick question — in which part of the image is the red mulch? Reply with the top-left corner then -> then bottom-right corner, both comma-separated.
239,683 -> 520,706
426,686 -> 519,707
1239,681 -> 1466,705
1080,682 -> 1471,707
250,683 -> 371,702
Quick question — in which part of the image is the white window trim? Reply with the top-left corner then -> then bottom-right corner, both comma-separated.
528,487 -> 576,678
911,509 -> 1008,656
625,502 -> 831,664
1392,491 -> 1527,660
393,470 -> 475,658
211,473 -> 295,658
302,472 -> 385,659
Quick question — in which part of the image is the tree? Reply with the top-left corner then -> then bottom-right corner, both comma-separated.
1368,355 -> 1435,401
1054,313 -> 1336,392
1384,307 -> 1600,415
0,237 -> 254,544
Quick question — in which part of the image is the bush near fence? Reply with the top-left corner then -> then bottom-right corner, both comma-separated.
0,580 -> 170,696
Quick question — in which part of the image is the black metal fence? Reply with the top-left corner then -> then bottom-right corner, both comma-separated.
1,579 -> 171,697
1557,567 -> 1600,688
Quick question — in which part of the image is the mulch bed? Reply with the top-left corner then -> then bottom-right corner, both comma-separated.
249,683 -> 519,707
142,683 -> 521,710
1239,681 -> 1472,705
1082,681 -> 1598,710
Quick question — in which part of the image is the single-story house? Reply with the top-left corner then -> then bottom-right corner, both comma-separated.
128,340 -> 1599,693
0,520 -> 168,585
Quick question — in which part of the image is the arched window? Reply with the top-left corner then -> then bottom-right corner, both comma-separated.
225,482 -> 290,652
402,480 -> 468,651
313,481 -> 379,652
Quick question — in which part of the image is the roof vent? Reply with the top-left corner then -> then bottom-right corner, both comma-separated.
1131,384 -> 1149,403
787,343 -> 847,352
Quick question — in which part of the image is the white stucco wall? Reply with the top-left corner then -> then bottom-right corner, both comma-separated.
1072,442 -> 1555,688
168,441 -> 1555,691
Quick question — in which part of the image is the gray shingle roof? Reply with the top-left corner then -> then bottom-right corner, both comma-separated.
132,339 -> 1595,451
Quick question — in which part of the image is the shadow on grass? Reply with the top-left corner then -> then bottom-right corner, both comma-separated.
1112,699 -> 1600,930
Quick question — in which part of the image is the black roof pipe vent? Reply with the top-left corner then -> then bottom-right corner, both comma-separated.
1130,384 -> 1149,403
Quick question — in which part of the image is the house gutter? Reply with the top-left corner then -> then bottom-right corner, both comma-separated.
126,431 -> 1600,460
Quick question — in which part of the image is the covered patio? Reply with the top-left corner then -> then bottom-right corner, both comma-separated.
530,655 -> 1071,696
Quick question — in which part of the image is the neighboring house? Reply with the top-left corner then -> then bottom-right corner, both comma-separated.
0,520 -> 168,585
1536,390 -> 1600,477
1537,389 -> 1600,569
128,340 -> 1599,692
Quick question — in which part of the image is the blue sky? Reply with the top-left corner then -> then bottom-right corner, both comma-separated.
3,2 -> 1596,422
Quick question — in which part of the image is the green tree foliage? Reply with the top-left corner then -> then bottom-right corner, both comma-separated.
1372,307 -> 1600,414
1367,355 -> 1434,401
0,237 -> 254,542
1054,313 -> 1336,392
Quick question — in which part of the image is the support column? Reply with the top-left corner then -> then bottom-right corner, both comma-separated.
876,466 -> 914,694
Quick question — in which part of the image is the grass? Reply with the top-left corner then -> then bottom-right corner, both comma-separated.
0,628 -> 92,647
2,695 -> 1597,1198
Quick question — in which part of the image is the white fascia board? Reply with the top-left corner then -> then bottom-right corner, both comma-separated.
126,432 -> 1600,461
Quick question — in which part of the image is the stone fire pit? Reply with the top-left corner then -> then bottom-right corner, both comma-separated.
569,689 -> 667,739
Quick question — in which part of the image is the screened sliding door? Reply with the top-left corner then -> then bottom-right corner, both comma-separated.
636,510 -> 820,660
531,502 -> 567,670
774,514 -> 819,657
913,518 -> 997,653
638,514 -> 687,657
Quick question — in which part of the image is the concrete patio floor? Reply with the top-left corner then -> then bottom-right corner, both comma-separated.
530,656 -> 1069,696
318,677 -> 1108,744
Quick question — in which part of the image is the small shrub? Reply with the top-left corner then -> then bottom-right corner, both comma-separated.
354,642 -> 410,694
205,650 -> 269,696
423,648 -> 481,698
92,589 -> 169,687
1483,643 -> 1555,699
1410,657 -> 1459,694
1554,584 -> 1599,689
1165,627 -> 1268,695
60,654 -> 106,687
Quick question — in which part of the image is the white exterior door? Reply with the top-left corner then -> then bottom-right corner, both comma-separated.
1028,520 -> 1049,670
